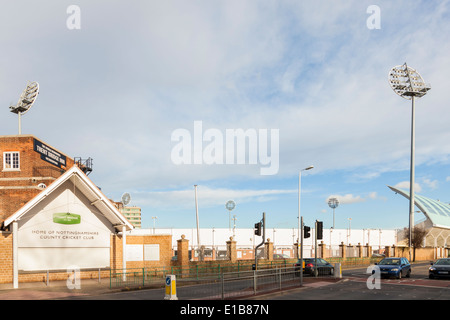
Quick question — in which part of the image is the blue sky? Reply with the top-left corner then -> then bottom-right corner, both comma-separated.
1,1 -> 450,230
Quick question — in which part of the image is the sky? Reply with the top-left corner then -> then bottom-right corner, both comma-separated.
1,1 -> 450,231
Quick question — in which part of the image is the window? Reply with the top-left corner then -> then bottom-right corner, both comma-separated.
3,152 -> 20,171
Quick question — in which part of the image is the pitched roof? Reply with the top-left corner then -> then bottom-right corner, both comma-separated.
388,185 -> 450,230
3,165 -> 133,231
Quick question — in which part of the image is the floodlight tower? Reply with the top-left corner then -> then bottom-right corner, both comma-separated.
225,200 -> 236,231
9,81 -> 39,134
388,63 -> 430,257
328,197 -> 339,229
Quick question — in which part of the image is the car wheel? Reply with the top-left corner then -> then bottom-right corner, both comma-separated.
397,271 -> 402,279
429,274 -> 434,279
406,270 -> 411,278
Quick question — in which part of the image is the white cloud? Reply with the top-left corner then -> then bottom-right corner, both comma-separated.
325,191 -> 383,205
326,194 -> 365,205
393,181 -> 422,193
134,187 -> 297,209
422,178 -> 438,190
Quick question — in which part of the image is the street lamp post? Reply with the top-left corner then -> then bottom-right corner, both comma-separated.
194,185 -> 201,260
298,165 -> 314,258
388,63 -> 430,261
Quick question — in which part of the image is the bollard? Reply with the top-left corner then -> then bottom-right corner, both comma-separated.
164,275 -> 178,300
334,263 -> 342,279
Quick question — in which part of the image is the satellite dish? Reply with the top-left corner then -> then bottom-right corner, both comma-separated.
10,81 -> 39,134
122,192 -> 131,206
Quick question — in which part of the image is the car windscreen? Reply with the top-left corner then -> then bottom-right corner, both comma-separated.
379,259 -> 400,265
435,259 -> 450,265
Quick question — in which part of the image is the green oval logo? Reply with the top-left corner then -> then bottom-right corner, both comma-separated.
53,213 -> 81,225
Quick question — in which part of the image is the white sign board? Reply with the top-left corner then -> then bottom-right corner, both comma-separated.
126,245 -> 144,261
126,244 -> 160,261
144,244 -> 160,261
17,185 -> 113,271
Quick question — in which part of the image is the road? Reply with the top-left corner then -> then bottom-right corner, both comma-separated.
262,262 -> 450,300
61,262 -> 450,300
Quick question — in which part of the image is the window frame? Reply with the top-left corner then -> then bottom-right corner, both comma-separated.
3,151 -> 20,171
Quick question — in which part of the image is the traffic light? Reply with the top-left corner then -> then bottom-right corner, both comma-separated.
254,222 -> 262,236
317,221 -> 323,240
304,225 -> 311,238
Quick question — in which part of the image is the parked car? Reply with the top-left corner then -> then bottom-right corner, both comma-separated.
429,258 -> 450,279
375,257 -> 411,279
295,258 -> 334,276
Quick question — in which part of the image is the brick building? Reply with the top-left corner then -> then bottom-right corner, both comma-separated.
0,135 -> 75,223
0,135 -> 172,288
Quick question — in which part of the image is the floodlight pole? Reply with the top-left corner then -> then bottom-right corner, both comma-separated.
388,63 -> 430,262
408,96 -> 416,261
18,112 -> 22,135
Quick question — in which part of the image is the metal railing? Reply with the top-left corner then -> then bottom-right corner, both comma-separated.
174,266 -> 303,300
108,260 -> 296,289
108,262 -> 342,299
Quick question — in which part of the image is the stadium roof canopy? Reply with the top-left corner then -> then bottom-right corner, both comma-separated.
388,186 -> 450,230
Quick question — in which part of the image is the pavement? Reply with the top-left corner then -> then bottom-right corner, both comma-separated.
0,278 -> 121,300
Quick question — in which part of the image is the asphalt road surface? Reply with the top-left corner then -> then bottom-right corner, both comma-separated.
261,262 -> 450,300
60,262 -> 450,300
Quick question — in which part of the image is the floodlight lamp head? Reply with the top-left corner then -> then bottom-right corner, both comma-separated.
388,63 -> 430,100
225,200 -> 236,211
9,81 -> 39,115
328,197 -> 339,209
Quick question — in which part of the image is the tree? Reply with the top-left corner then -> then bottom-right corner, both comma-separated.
403,227 -> 427,262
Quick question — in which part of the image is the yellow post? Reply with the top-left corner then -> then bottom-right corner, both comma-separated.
164,275 -> 178,300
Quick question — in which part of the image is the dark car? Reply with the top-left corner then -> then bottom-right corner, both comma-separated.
375,257 -> 411,279
429,258 -> 450,279
295,258 -> 334,276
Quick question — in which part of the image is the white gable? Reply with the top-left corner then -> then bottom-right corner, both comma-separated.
4,165 -> 133,231
3,166 -> 133,271
17,180 -> 114,249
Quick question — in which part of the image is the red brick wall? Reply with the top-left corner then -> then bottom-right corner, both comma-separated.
0,233 -> 172,285
125,234 -> 173,269
0,135 -> 74,223
0,232 -> 12,284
